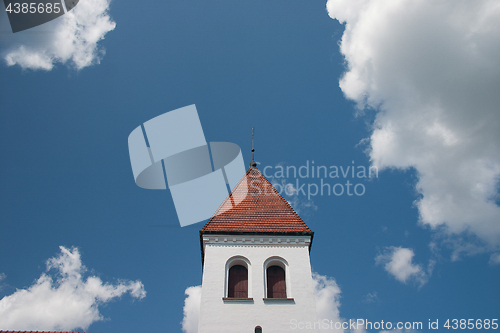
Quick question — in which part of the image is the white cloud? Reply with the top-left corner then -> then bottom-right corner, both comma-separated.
376,247 -> 430,286
362,291 -> 378,304
327,0 -> 500,256
1,0 -> 116,70
0,246 -> 145,331
181,285 -> 202,333
489,252 -> 500,265
313,272 -> 344,332
0,273 -> 6,290
312,273 -> 370,333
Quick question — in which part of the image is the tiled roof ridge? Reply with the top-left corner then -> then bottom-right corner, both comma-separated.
201,166 -> 312,234
208,167 -> 306,223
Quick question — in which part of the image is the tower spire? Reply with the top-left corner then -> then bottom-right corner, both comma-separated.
250,127 -> 257,168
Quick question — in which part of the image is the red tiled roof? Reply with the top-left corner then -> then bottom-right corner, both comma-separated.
201,166 -> 312,235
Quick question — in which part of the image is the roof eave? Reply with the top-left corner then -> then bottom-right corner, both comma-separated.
199,230 -> 315,266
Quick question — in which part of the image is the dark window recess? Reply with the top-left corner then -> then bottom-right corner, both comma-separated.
227,265 -> 248,298
255,326 -> 262,333
267,266 -> 286,298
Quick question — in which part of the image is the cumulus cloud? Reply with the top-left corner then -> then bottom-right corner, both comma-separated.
0,246 -> 146,331
1,0 -> 115,70
313,272 -> 344,332
181,285 -> 202,333
327,0 -> 500,256
376,247 -> 432,286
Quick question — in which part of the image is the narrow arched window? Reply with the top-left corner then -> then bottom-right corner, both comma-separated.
267,265 -> 286,298
255,326 -> 262,333
227,265 -> 248,298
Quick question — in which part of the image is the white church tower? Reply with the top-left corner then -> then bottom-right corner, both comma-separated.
198,161 -> 318,332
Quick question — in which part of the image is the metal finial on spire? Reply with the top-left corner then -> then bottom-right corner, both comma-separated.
250,127 -> 257,168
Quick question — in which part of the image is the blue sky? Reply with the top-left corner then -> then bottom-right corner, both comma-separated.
1,0 -> 499,332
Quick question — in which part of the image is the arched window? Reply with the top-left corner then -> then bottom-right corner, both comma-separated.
266,265 -> 286,298
227,265 -> 248,298
255,326 -> 262,333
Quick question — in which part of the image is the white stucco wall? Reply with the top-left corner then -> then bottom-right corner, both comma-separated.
198,235 -> 318,333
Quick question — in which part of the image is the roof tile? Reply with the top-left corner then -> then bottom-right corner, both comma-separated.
201,167 -> 312,234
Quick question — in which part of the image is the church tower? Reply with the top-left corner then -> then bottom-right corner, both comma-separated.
198,163 -> 318,332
